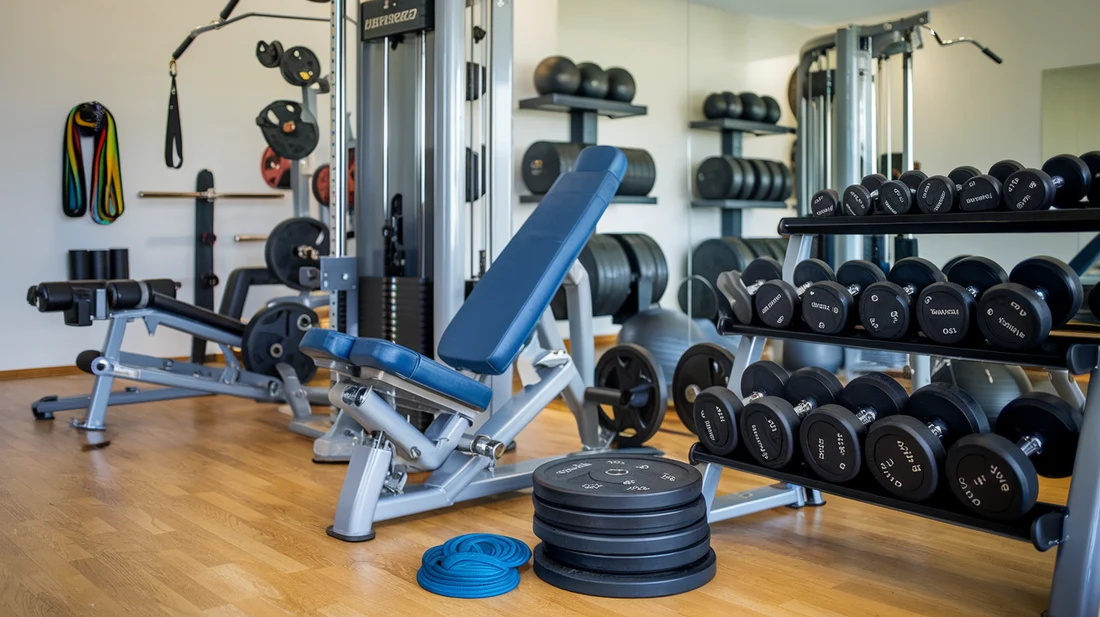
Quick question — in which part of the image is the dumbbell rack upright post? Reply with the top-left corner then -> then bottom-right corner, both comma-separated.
694,209 -> 1100,617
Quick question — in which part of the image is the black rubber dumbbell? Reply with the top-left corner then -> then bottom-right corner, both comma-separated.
859,257 -> 946,340
1083,151 -> 1100,205
977,256 -> 1083,350
916,256 -> 1008,345
880,170 -> 929,215
840,173 -> 889,216
692,361 -> 790,456
715,257 -> 783,324
1004,154 -> 1093,210
957,160 -> 1025,212
754,259 -> 836,329
799,373 -> 909,483
810,189 -> 840,217
740,367 -> 843,469
865,383 -> 989,501
946,393 -> 1080,520
915,166 -> 981,214
801,260 -> 886,334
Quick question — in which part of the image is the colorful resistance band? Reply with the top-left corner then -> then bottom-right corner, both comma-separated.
63,102 -> 125,224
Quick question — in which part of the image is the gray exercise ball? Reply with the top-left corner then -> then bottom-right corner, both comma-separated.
780,341 -> 844,373
618,309 -> 710,400
931,360 -> 1031,423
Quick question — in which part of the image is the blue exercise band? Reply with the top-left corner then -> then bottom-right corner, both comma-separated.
417,534 -> 531,598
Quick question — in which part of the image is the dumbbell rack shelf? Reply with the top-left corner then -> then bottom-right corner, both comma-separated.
689,445 -> 1066,546
518,93 -> 657,205
688,118 -> 795,236
696,213 -> 1100,617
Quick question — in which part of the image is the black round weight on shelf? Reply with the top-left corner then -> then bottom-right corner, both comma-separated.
241,303 -> 319,382
802,260 -> 886,334
865,383 -> 988,502
695,156 -> 746,200
740,367 -> 843,469
551,234 -> 633,319
677,275 -> 719,321
532,544 -> 717,599
715,256 -> 782,324
739,92 -> 767,122
702,93 -> 726,119
532,455 -> 702,513
949,165 -> 982,187
691,236 -> 755,317
946,392 -> 1080,520
532,495 -> 707,536
763,161 -> 786,202
1081,150 -> 1100,204
594,344 -> 667,447
613,233 -> 669,307
671,343 -> 736,434
523,142 -> 654,196
264,217 -> 330,291
989,159 -> 1025,184
977,256 -> 1083,350
841,173 -> 888,217
917,256 -> 1007,345
255,40 -> 284,68
916,166 -> 978,214
754,259 -> 836,329
543,536 -> 712,575
1004,154 -> 1092,210
881,170 -> 928,215
534,56 -> 581,95
576,62 -> 609,98
279,46 -> 321,87
746,159 -> 773,201
762,95 -> 782,124
859,257 -> 946,340
800,373 -> 908,483
533,516 -> 709,556
810,189 -> 840,217
692,361 -> 790,457
605,67 -> 636,102
722,91 -> 743,119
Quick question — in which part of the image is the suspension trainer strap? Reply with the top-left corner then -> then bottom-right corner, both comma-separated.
62,102 -> 126,224
165,61 -> 183,169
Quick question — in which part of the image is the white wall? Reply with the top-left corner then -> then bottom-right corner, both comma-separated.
1,0 -> 337,370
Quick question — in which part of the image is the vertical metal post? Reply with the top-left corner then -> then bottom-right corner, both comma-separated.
901,33 -> 914,173
833,26 -> 864,264
488,0 -> 515,411
432,0 -> 466,356
329,0 -> 348,333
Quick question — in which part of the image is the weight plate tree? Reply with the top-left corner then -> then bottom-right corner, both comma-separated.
593,344 -> 667,447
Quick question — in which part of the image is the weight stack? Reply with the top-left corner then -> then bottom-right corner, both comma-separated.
359,276 -> 434,431
522,141 -> 656,196
695,156 -> 793,202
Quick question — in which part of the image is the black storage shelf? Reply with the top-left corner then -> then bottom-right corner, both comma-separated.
689,445 -> 1065,545
689,118 -> 795,136
779,208 -> 1100,236
716,319 -> 1100,374
692,199 -> 791,210
520,194 -> 657,205
518,94 -> 647,119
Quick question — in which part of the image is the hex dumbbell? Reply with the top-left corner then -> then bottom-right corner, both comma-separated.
865,383 -> 989,501
740,367 -> 843,469
692,361 -> 790,456
840,173 -> 889,216
1004,154 -> 1093,210
715,257 -> 783,324
753,259 -> 836,329
957,159 -> 1025,212
859,257 -> 946,340
880,170 -> 929,215
977,256 -> 1083,350
917,256 -> 1008,345
946,393 -> 1080,520
801,260 -> 886,334
799,373 -> 909,483
915,166 -> 981,214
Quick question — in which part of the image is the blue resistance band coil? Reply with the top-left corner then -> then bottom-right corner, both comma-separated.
417,533 -> 531,598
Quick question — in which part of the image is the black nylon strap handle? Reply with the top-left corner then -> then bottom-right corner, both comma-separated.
164,73 -> 183,169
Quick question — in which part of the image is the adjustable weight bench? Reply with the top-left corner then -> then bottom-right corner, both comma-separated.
302,146 -> 646,540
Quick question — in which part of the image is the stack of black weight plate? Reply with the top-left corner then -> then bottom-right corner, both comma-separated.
531,455 -> 716,598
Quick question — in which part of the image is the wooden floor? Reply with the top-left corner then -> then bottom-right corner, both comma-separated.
0,374 -> 1071,617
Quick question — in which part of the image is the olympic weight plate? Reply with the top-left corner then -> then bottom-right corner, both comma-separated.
311,163 -> 331,205
671,342 -> 735,434
533,544 -> 716,598
594,344 -> 667,447
241,303 -> 319,382
532,455 -> 702,512
265,217 -> 330,291
257,100 -> 319,160
543,536 -> 712,575
533,516 -> 709,556
261,147 -> 291,189
279,46 -> 321,87
532,495 -> 707,536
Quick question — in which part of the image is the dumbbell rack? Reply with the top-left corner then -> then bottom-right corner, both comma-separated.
689,118 -> 795,237
694,209 -> 1100,617
518,93 -> 656,205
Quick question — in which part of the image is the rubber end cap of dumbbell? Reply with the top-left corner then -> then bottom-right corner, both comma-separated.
810,189 -> 839,217
958,175 -> 1003,212
693,386 -> 742,456
842,185 -> 874,216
